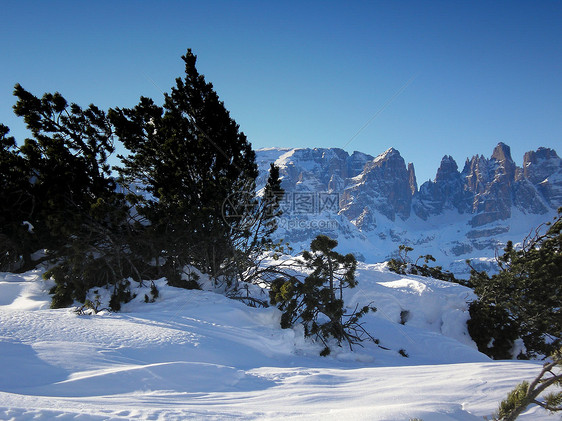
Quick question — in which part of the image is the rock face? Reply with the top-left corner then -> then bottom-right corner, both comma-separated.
521,147 -> 562,208
264,148 -> 372,193
464,143 -> 518,226
414,143 -> 554,227
415,155 -> 471,218
341,148 -> 413,226
256,143 -> 562,275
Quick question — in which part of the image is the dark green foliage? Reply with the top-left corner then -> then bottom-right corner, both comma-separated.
150,282 -> 159,300
270,235 -> 376,355
144,282 -> 160,303
398,349 -> 409,358
387,245 -> 413,275
109,279 -> 134,312
9,84 -> 143,308
0,124 -> 35,271
13,83 -> 117,236
110,49 -> 259,283
495,381 -> 530,421
412,257 -> 458,283
76,294 -> 109,315
467,300 -> 519,360
387,245 -> 462,284
49,283 -> 74,309
468,209 -> 562,359
223,162 -> 285,289
494,347 -> 562,420
248,163 -> 284,246
399,310 -> 410,325
3,49 -> 280,311
166,271 -> 201,290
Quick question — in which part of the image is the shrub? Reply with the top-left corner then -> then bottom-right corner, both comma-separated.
270,235 -> 376,355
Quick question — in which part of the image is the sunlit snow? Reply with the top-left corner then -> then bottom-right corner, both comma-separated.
0,265 -> 557,420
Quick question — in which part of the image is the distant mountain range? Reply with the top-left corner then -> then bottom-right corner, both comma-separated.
255,143 -> 562,277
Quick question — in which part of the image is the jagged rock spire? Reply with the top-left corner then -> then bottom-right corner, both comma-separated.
408,163 -> 417,195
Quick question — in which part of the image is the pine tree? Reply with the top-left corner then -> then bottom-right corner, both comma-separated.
270,235 -> 375,355
387,244 -> 460,284
0,124 -> 35,271
494,347 -> 562,420
110,49 -> 259,283
467,209 -> 562,358
11,84 -> 139,307
228,163 -> 285,288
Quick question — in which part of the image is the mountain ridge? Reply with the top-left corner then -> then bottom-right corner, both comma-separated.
255,143 -> 562,276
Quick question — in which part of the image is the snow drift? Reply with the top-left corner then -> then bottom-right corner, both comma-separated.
0,265 -> 557,420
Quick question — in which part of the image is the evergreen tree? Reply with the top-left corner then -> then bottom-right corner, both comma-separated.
494,347 -> 562,420
270,235 -> 375,355
110,49 -> 259,283
387,244 -> 460,284
228,163 -> 285,288
11,84 -> 138,307
0,124 -> 35,271
467,209 -> 562,359
3,50 -> 282,308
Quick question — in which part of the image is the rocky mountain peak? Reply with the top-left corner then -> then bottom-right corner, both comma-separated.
372,147 -> 401,165
458,144 -> 518,226
435,155 -> 459,183
522,147 -> 561,184
462,154 -> 491,195
415,154 -> 471,218
366,148 -> 408,177
491,142 -> 513,163
491,142 -> 517,182
521,147 -> 562,208
347,147 -> 413,223
348,151 -> 374,177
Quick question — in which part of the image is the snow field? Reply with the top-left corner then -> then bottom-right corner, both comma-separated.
0,264 -> 558,420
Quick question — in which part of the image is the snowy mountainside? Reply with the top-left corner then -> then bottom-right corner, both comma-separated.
255,144 -> 562,276
0,265 -> 558,420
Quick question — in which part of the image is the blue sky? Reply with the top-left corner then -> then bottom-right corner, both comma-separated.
1,1 -> 560,183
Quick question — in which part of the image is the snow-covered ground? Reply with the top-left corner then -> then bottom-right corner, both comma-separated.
0,265 -> 557,420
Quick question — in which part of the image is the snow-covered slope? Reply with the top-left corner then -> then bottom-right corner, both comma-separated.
0,267 -> 557,420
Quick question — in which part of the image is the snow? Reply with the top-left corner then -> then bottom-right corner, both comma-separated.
271,202 -> 561,278
0,265 -> 558,420
21,221 -> 34,234
372,147 -> 399,165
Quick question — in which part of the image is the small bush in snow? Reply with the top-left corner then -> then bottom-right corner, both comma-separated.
387,245 -> 462,284
398,349 -> 409,358
494,346 -> 562,420
270,235 -> 377,355
109,279 -> 134,311
468,209 -> 562,359
399,310 -> 410,325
